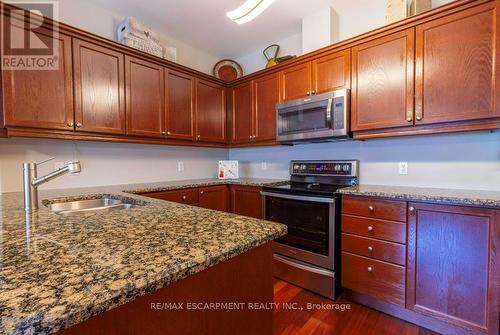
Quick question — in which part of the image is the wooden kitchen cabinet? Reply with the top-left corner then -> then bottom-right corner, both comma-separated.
73,39 -> 126,135
125,56 -> 165,137
230,82 -> 254,143
230,185 -> 262,219
351,28 -> 415,132
144,189 -> 199,205
199,186 -> 229,212
165,70 -> 196,140
407,203 -> 500,335
195,79 -> 226,143
280,62 -> 311,101
311,49 -> 351,95
414,2 -> 498,125
253,72 -> 280,141
1,29 -> 74,131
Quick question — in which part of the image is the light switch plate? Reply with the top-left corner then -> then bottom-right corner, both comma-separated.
261,162 -> 267,170
177,162 -> 184,172
399,162 -> 408,175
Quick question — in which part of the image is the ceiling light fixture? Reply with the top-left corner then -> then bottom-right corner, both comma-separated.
226,0 -> 275,24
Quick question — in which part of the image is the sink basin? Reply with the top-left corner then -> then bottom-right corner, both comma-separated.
46,198 -> 135,215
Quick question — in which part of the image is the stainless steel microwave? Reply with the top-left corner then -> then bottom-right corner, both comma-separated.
276,89 -> 350,143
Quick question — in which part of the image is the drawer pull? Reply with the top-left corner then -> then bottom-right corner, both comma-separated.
368,246 -> 373,253
200,191 -> 204,195
368,206 -> 374,212
367,266 -> 374,273
409,206 -> 415,212
182,195 -> 187,201
367,225 -> 374,232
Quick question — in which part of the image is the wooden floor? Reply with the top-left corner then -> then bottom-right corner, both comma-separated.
274,280 -> 438,335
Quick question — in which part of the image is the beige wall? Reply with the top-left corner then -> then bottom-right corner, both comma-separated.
58,0 -> 221,74
0,139 -> 228,193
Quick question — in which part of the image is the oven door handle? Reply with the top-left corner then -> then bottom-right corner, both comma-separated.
274,254 -> 335,277
261,192 -> 334,204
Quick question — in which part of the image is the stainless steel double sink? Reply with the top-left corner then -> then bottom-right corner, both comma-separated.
45,198 -> 136,216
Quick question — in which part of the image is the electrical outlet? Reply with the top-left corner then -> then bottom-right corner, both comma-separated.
261,162 -> 267,170
399,162 -> 408,175
177,162 -> 184,172
54,162 -> 65,170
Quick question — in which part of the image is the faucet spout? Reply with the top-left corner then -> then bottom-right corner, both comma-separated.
23,161 -> 82,212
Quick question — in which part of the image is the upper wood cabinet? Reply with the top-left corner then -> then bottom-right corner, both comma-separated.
407,203 -> 500,335
312,49 -> 351,95
73,39 -> 126,135
254,72 -> 280,141
231,82 -> 254,143
280,62 -> 311,101
230,72 -> 280,144
165,70 -> 196,140
125,56 -> 165,137
351,28 -> 415,132
199,186 -> 229,212
1,29 -> 74,131
195,79 -> 226,143
415,2 -> 498,125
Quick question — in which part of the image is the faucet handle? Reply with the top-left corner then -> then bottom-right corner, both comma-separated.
35,157 -> 55,167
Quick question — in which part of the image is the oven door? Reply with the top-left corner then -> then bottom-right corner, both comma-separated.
262,192 -> 336,270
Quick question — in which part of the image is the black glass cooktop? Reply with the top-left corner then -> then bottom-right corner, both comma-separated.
262,182 -> 349,197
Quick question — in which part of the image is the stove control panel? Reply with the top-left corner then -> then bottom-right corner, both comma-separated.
291,160 -> 358,177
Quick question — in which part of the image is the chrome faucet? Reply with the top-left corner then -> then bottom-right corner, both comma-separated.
23,159 -> 82,212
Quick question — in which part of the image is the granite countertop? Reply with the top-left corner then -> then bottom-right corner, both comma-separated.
339,184 -> 500,208
0,179 -> 287,335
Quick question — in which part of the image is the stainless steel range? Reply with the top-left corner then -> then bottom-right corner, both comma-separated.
261,160 -> 359,299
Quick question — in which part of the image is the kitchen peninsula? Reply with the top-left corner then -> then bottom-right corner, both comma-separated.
0,179 -> 287,335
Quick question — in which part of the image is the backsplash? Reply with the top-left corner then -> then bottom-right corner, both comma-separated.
0,138 -> 228,193
229,132 -> 500,191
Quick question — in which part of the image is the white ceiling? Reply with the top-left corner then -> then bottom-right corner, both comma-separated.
88,0 -> 390,59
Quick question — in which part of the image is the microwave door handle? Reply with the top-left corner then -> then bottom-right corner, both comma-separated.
326,98 -> 333,129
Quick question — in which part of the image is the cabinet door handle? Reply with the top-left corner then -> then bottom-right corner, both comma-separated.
311,90 -> 316,95
306,91 -> 310,96
76,123 -> 83,128
182,195 -> 187,201
368,206 -> 374,212
406,117 -> 413,122
67,122 -> 74,127
367,246 -> 373,253
409,206 -> 415,212
200,191 -> 204,195
197,135 -> 201,140
162,131 -> 166,135
416,116 -> 422,121
367,266 -> 374,273
367,226 -> 374,232
249,135 -> 253,140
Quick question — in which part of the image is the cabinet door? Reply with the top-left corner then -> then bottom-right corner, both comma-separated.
312,49 -> 351,95
254,73 -> 280,141
125,56 -> 164,137
407,203 -> 500,335
280,62 -> 311,101
199,186 -> 229,212
195,80 -> 226,143
230,82 -> 254,143
230,185 -> 262,219
351,29 -> 415,131
165,70 -> 195,140
2,29 -> 73,130
73,39 -> 125,134
415,3 -> 498,125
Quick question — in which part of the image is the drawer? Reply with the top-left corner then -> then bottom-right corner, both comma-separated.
342,252 -> 405,307
342,214 -> 406,244
342,196 -> 407,222
143,189 -> 199,205
342,233 -> 406,266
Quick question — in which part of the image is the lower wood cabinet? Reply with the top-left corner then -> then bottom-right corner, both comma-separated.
199,185 -> 228,212
230,185 -> 263,219
407,203 -> 500,335
342,195 -> 500,335
140,184 -> 262,218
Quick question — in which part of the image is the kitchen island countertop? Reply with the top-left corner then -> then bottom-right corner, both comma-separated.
0,178 -> 287,334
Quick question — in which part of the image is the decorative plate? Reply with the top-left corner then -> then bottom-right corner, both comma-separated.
213,59 -> 243,82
